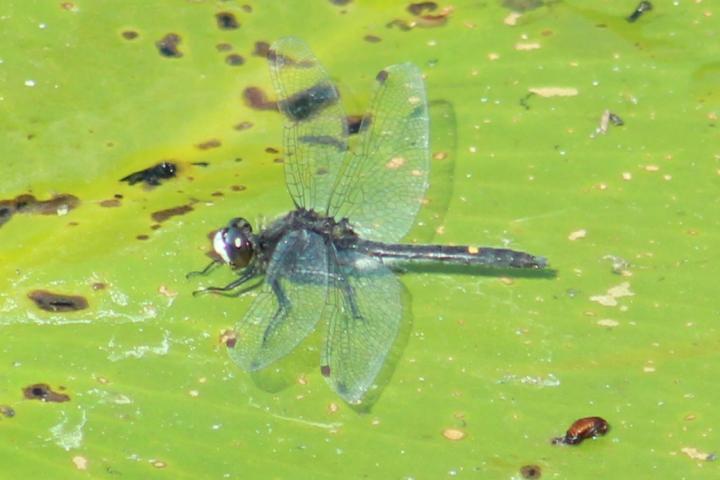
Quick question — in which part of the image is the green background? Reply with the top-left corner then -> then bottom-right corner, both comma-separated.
1,0 -> 718,478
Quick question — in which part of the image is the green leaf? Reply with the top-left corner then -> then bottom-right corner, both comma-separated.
1,1 -> 718,478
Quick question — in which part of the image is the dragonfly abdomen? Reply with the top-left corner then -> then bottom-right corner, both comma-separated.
355,240 -> 547,269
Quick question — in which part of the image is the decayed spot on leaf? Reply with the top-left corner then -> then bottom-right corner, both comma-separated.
28,290 -> 88,312
568,229 -> 587,241
151,204 -> 193,223
442,428 -> 466,440
529,87 -> 579,97
23,383 -> 71,402
680,447 -> 717,462
590,282 -> 634,307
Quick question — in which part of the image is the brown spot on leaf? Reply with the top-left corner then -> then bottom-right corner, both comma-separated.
220,329 -> 237,348
408,2 -> 437,16
364,35 -> 382,43
347,114 -> 370,134
156,33 -> 183,58
91,282 -> 107,291
196,139 -> 222,150
151,204 -> 193,223
215,11 -> 239,30
329,0 -> 352,5
234,121 -> 253,131
230,185 -> 246,192
265,147 -> 279,154
136,234 -> 150,240
520,465 -> 542,479
243,87 -> 277,111
225,54 -> 245,66
28,290 -> 88,312
253,41 -> 270,58
0,405 -> 15,418
216,42 -> 233,52
241,5 -> 252,13
23,383 -> 71,403
321,365 -> 331,377
99,198 -> 121,208
0,193 -> 80,227
386,18 -> 414,31
122,30 -> 139,40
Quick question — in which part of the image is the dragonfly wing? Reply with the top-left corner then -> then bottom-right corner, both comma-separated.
322,250 -> 403,403
229,229 -> 329,371
330,63 -> 429,243
269,37 -> 349,212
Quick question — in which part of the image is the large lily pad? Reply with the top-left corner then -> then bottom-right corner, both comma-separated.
1,1 -> 719,478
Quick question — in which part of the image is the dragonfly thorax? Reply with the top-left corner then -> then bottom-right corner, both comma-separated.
213,217 -> 257,268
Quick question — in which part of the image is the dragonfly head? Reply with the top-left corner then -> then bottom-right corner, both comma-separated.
212,218 -> 256,269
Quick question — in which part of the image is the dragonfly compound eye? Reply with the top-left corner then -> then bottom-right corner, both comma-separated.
213,222 -> 255,268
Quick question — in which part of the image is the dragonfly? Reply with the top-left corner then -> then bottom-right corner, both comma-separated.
192,37 -> 547,404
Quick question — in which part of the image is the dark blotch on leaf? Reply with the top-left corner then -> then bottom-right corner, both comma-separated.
253,41 -> 270,58
234,121 -> 254,131
0,193 -> 80,227
321,365 -> 331,377
151,204 -> 194,223
156,33 -> 183,58
279,83 -> 339,122
99,198 -> 121,208
408,1 -> 437,16
243,87 -> 277,111
196,139 -> 222,150
520,465 -> 542,479
225,54 -> 245,66
23,383 -> 71,403
122,30 -> 139,40
215,11 -> 240,30
0,405 -> 15,418
347,114 -> 370,134
503,0 -> 544,13
216,42 -> 233,52
329,0 -> 352,5
120,161 -> 178,186
364,35 -> 382,43
28,290 -> 89,312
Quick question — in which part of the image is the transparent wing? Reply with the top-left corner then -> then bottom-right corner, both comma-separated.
322,250 -> 403,403
269,37 -> 349,212
330,63 -> 429,243
228,229 -> 329,371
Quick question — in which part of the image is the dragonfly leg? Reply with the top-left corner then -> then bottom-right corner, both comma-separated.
186,259 -> 220,279
192,264 -> 259,297
262,278 -> 291,344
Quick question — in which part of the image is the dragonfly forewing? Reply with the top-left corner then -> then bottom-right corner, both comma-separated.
269,37 -> 349,213
330,63 -> 430,243
228,229 -> 330,371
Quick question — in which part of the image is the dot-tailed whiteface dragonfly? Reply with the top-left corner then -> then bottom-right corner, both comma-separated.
192,37 -> 547,404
